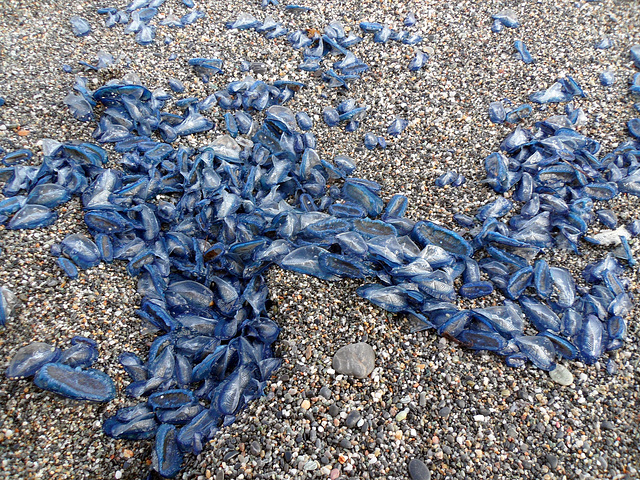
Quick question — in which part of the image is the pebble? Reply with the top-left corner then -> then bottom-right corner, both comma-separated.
408,458 -> 431,480
396,408 -> 409,422
345,410 -> 361,428
249,440 -> 261,456
319,386 -> 332,399
546,453 -> 558,469
601,421 -> 615,430
332,342 -> 376,378
328,404 -> 341,417
438,406 -> 451,418
595,456 -> 608,470
550,364 -> 574,386
304,460 -> 319,471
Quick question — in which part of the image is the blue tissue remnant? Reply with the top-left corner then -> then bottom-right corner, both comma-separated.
600,71 -> 615,86
491,9 -> 520,29
514,40 -> 534,64
530,76 -> 586,104
631,44 -> 640,69
70,16 -> 91,36
594,37 -> 612,49
435,171 -> 464,187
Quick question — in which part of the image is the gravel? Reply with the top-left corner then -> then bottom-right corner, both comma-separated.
1,0 -> 640,479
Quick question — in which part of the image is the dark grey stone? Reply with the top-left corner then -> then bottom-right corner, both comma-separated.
329,403 -> 341,417
319,386 -> 332,399
250,440 -> 261,456
339,438 -> 352,449
601,421 -> 615,430
546,454 -> 558,469
332,342 -> 375,378
408,458 -> 431,480
438,407 -> 451,418
346,410 -> 361,428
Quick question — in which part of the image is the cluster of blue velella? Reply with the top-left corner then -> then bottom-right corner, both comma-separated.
226,12 -> 427,84
93,0 -> 205,46
1,7 -> 639,472
489,10 -> 533,65
322,98 -> 367,132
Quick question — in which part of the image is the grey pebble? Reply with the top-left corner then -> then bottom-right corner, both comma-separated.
249,440 -> 261,456
419,392 -> 427,407
596,456 -> 608,470
319,386 -> 332,399
345,410 -> 361,428
303,460 -> 319,471
408,458 -> 431,480
328,403 -> 341,417
546,453 -> 558,469
550,364 -> 574,386
601,421 -> 615,430
223,451 -> 238,462
332,342 -> 375,378
339,438 -> 352,449
438,407 -> 451,418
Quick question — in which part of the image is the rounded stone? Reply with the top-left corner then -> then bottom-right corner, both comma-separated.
595,456 -> 608,470
332,342 -> 375,378
549,364 -> 574,386
345,410 -> 361,428
319,386 -> 332,399
408,458 -> 431,480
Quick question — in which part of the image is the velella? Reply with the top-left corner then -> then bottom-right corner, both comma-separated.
492,9 -> 520,29
6,342 -> 61,379
33,363 -> 116,402
70,16 -> 91,36
0,286 -> 19,327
